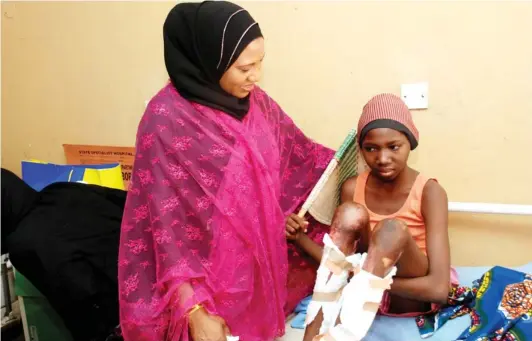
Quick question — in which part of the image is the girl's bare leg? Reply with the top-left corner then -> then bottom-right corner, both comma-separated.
362,218 -> 430,313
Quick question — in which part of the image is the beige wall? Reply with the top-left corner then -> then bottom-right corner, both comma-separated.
2,1 -> 531,266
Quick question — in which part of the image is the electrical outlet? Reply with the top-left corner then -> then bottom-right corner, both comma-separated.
401,82 -> 428,110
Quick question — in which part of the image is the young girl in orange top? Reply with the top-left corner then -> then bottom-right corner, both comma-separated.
286,93 -> 457,340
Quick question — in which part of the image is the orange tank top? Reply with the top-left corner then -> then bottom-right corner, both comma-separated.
353,171 -> 432,254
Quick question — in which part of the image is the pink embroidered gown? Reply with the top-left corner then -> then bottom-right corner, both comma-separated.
118,84 -> 333,341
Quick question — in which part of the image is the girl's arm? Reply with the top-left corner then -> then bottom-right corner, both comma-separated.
295,232 -> 323,262
389,180 -> 451,304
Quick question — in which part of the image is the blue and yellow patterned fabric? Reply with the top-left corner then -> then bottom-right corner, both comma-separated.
417,266 -> 531,340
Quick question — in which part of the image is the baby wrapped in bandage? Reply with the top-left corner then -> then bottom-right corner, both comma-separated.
304,202 -> 368,336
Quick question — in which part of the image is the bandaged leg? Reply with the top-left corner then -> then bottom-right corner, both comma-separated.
305,234 -> 362,335
305,203 -> 370,340
324,253 -> 397,341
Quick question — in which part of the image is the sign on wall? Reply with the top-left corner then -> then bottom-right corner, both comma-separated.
63,144 -> 135,189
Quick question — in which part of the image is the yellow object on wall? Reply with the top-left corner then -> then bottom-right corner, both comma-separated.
2,1 -> 531,266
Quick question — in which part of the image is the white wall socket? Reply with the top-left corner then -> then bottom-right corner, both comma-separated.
401,82 -> 428,110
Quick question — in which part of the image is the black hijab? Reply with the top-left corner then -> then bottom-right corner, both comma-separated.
163,1 -> 263,120
1,168 -> 38,250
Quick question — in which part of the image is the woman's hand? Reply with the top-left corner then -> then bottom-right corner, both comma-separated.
285,213 -> 308,241
189,307 -> 230,341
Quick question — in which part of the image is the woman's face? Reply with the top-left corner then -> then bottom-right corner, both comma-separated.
361,128 -> 411,182
219,37 -> 265,99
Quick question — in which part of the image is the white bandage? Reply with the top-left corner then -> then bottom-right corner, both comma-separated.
328,253 -> 397,341
305,234 -> 362,335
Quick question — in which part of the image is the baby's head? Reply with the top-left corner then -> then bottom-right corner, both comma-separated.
330,202 -> 369,255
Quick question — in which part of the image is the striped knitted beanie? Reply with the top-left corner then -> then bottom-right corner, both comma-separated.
357,93 -> 419,150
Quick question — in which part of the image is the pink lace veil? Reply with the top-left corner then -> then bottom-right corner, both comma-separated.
118,84 -> 333,341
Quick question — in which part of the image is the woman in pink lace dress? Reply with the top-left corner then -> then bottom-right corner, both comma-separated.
118,2 -> 333,340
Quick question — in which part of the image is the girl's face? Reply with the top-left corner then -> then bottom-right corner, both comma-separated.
219,38 -> 265,99
361,128 -> 411,182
